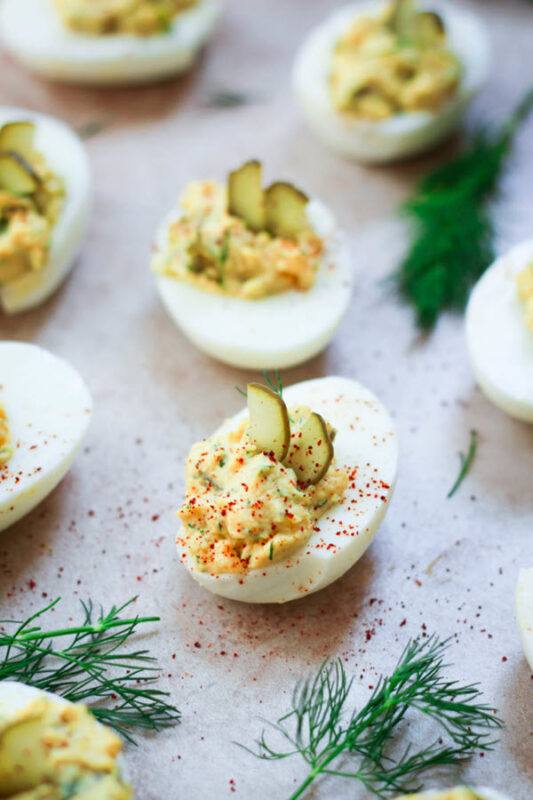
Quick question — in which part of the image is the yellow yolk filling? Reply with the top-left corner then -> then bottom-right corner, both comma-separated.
0,405 -> 12,466
178,407 -> 348,575
516,262 -> 533,331
0,696 -> 132,799
330,0 -> 461,120
152,181 -> 324,300
54,0 -> 198,36
0,157 -> 64,289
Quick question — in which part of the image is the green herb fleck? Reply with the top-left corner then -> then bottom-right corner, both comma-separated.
198,469 -> 222,491
447,429 -> 478,498
269,542 -> 274,561
240,635 -> 502,799
77,119 -> 111,140
157,12 -> 173,33
205,91 -> 252,109
217,230 -> 231,286
396,85 -> 533,330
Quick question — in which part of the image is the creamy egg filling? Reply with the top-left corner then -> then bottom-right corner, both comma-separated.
0,405 -> 12,466
330,0 -> 461,120
54,0 -> 198,36
516,262 -> 533,331
152,181 -> 324,300
0,696 -> 132,799
179,406 -> 348,575
0,149 -> 64,289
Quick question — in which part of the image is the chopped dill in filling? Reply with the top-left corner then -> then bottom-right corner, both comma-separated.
0,122 -> 64,289
54,0 -> 198,36
330,0 -> 461,120
516,262 -> 533,331
152,180 -> 324,300
0,405 -> 12,466
178,406 -> 348,575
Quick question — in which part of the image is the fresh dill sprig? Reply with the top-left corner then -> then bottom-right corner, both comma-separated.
262,370 -> 283,397
241,635 -> 502,799
396,85 -> 533,330
0,597 -> 180,743
236,370 -> 283,399
447,429 -> 478,499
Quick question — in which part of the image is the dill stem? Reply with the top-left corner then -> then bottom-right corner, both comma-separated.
287,661 -> 459,799
2,616 -> 160,644
289,751 -> 341,800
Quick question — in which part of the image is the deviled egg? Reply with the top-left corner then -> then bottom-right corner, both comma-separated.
0,108 -> 91,314
516,567 -> 533,671
177,375 -> 397,603
293,0 -> 489,163
394,788 -> 510,800
465,240 -> 533,423
152,161 -> 353,369
0,0 -> 220,86
0,681 -> 132,797
0,341 -> 92,532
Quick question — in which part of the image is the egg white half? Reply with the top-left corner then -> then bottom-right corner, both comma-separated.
155,200 -> 353,369
0,107 -> 91,315
0,341 -> 92,532
465,240 -> 533,424
516,567 -> 533,671
0,681 -> 70,720
292,1 -> 490,163
178,376 -> 398,603
0,0 -> 220,86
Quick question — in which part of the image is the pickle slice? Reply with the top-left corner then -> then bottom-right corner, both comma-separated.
0,152 -> 38,195
247,382 -> 290,462
264,182 -> 310,239
0,121 -> 36,159
228,160 -> 266,232
417,10 -> 445,37
286,411 -> 333,485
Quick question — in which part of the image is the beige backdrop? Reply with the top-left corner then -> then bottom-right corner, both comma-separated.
1,1 -> 532,798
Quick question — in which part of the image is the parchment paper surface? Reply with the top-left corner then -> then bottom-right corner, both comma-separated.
0,1 -> 532,798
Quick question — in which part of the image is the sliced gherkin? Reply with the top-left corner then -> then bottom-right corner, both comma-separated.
228,160 -> 266,232
0,152 -> 39,195
247,382 -> 290,462
264,181 -> 310,239
0,121 -> 36,159
286,411 -> 333,486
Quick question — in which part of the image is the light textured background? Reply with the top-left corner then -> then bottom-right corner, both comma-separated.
1,1 -> 533,798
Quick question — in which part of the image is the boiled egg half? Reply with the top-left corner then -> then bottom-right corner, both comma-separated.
0,681 -> 131,797
0,0 -> 220,86
516,567 -> 533,671
153,161 -> 353,369
292,1 -> 489,163
0,107 -> 91,315
466,240 -> 533,423
177,375 -> 398,603
0,341 -> 92,532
